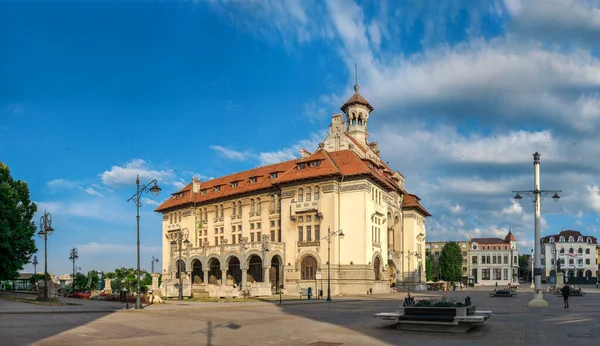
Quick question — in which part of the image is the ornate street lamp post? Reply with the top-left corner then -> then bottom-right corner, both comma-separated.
322,226 -> 344,302
170,227 -> 191,300
38,210 -> 54,302
151,255 -> 159,274
69,247 -> 78,290
127,174 -> 162,309
513,152 -> 560,308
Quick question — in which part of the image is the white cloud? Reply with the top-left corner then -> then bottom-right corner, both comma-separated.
100,158 -> 177,189
142,197 -> 161,207
209,145 -> 249,161
47,179 -> 78,189
585,185 -> 600,212
257,132 -> 325,165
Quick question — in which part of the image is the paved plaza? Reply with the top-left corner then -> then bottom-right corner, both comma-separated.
1,285 -> 599,346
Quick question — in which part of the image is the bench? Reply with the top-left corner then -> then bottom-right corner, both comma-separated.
374,306 -> 492,334
489,290 -> 514,297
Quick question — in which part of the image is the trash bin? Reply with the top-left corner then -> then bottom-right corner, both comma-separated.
307,287 -> 312,300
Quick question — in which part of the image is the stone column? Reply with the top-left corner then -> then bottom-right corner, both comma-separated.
221,269 -> 227,286
263,268 -> 270,284
104,278 -> 112,294
151,273 -> 160,290
203,270 -> 209,284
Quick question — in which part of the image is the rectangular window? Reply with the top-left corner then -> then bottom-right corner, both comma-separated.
315,225 -> 320,240
250,177 -> 257,183
220,236 -> 223,243
270,173 -> 278,179
270,221 -> 275,227
493,256 -> 497,264
462,251 -> 467,256
250,223 -> 255,230
214,228 -> 218,234
251,233 -> 255,242
238,225 -> 242,232
306,225 -> 312,241
215,186 -> 220,192
270,230 -> 275,240
215,237 -> 219,246
232,182 -> 238,187
482,269 -> 490,280
298,226 -> 304,241
298,163 -> 306,169
220,227 -> 223,233
306,215 -> 312,222
257,222 -> 261,229
472,256 -> 478,264
586,259 -> 591,265
503,269 -> 508,280
257,232 -> 261,240
486,255 -> 490,263
232,234 -> 236,244
298,216 -> 304,223
493,269 -> 501,280
504,256 -> 508,264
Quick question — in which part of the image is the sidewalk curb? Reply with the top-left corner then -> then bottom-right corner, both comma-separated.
0,309 -> 126,315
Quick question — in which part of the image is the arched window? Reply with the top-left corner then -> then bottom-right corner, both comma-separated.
549,237 -> 555,243
237,201 -> 242,215
219,204 -> 224,217
371,187 -> 374,200
373,256 -> 381,280
560,248 -> 565,253
270,195 -> 276,210
306,187 -> 312,202
232,202 -> 237,215
586,248 -> 590,254
569,248 -> 574,254
204,208 -> 208,221
560,236 -> 565,242
577,236 -> 583,242
214,206 -> 218,218
568,236 -> 574,242
256,198 -> 261,213
178,211 -> 182,222
587,237 -> 592,243
314,186 -> 320,201
578,248 -> 583,253
301,255 -> 317,280
298,188 -> 304,202
250,199 -> 255,213
169,213 -> 173,224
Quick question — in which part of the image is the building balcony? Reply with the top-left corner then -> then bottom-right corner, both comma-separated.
167,222 -> 181,231
269,208 -> 280,214
188,241 -> 284,257
298,240 -> 320,247
290,200 -> 322,219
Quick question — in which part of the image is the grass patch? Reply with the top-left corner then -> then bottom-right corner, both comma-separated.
0,295 -> 82,306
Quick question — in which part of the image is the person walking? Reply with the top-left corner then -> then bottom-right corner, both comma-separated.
562,282 -> 570,308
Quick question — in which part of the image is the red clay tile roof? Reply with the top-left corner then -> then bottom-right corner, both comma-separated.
471,238 -> 509,245
341,85 -> 374,112
401,193 -> 431,216
155,147 -> 430,217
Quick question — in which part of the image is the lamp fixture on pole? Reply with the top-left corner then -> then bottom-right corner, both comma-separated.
127,174 -> 162,309
322,226 -> 344,302
69,247 -> 78,290
512,152 -> 561,308
38,211 -> 54,302
170,227 -> 191,300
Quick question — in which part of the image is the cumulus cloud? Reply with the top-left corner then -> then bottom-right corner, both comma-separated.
100,158 -> 178,189
209,145 -> 249,161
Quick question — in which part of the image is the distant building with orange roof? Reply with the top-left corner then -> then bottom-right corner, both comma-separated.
154,83 -> 430,297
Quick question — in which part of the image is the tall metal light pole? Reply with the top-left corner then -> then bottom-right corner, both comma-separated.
551,248 -> 556,285
151,255 -> 159,274
322,226 -> 344,302
38,210 -> 54,302
170,227 -> 190,300
32,255 -> 38,275
127,174 -> 162,309
513,152 -> 561,307
69,247 -> 78,290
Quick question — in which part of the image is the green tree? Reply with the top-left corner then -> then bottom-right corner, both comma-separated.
518,254 -> 530,280
439,242 -> 463,283
0,163 -> 38,280
425,251 -> 433,281
87,270 -> 100,290
105,267 -> 151,294
73,273 -> 88,291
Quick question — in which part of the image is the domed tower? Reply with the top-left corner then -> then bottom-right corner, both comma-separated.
340,83 -> 373,146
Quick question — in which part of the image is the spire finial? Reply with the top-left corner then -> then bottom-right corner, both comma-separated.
354,63 -> 359,92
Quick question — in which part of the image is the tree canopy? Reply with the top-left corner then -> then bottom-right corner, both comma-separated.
438,242 -> 463,283
0,162 -> 38,280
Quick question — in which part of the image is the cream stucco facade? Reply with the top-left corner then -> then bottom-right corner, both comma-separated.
155,84 -> 430,298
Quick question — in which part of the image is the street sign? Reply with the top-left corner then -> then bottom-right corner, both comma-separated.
315,274 -> 322,280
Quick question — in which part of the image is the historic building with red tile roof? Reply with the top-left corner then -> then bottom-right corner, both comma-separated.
469,232 -> 520,286
154,83 -> 430,297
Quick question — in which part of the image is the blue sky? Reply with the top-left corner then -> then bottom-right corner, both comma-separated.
2,0 -> 600,276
